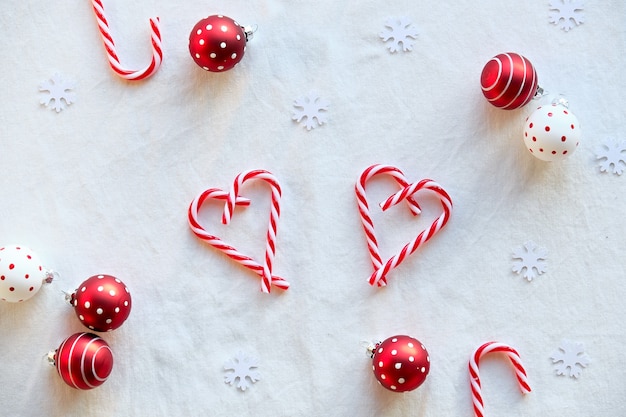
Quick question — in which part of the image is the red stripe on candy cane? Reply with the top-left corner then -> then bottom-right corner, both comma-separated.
90,0 -> 163,81
469,341 -> 531,417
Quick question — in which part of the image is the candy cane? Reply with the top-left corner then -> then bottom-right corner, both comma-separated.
369,179 -> 452,287
188,188 -> 290,291
90,0 -> 163,80
222,170 -> 282,294
355,164 -> 422,284
469,341 -> 531,417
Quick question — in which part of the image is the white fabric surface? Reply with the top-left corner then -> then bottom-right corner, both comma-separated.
1,1 -> 625,416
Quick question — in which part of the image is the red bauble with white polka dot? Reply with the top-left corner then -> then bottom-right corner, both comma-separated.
189,15 -> 251,72
523,101 -> 581,161
370,335 -> 430,392
0,245 -> 49,303
70,274 -> 131,332
50,332 -> 114,390
480,52 -> 538,110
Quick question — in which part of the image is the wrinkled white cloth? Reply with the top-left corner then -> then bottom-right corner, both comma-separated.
0,1 -> 625,416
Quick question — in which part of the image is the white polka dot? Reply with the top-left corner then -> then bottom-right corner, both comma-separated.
88,325 -> 94,330
390,385 -> 397,390
221,25 -> 228,32
236,35 -> 241,41
217,15 -> 223,18
409,356 -> 415,362
378,348 -> 383,354
79,315 -> 84,321
96,308 -> 103,315
202,67 -> 209,70
391,350 -> 397,355
195,53 -> 200,59
206,24 -> 213,30
231,53 -> 237,59
421,367 -> 426,373
220,42 -> 226,49
81,287 -> 87,292
378,361 -> 384,368
380,374 -> 386,380
109,290 -> 116,296
115,307 -> 120,313
84,301 -> 90,308
391,338 -> 397,343
210,53 -> 217,58
398,378 -> 405,384
421,344 -> 426,350
97,286 -> 104,292
196,29 -> 202,35
394,363 -> 402,370
106,319 -> 112,324
427,356 -> 430,362
408,342 -> 414,348
124,301 -> 129,307
73,300 -> 77,306
97,275 -> 104,279
217,66 -> 224,70
199,39 -> 205,45
115,279 -> 121,284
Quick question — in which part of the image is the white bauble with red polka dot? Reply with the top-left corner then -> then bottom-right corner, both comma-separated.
70,274 -> 132,332
0,245 -> 47,303
523,103 -> 581,161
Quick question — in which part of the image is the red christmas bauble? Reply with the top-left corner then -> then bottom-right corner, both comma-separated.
53,332 -> 114,390
189,15 -> 248,72
70,274 -> 132,332
371,335 -> 430,392
480,52 -> 538,110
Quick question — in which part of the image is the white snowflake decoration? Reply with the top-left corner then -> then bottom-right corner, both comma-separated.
596,140 -> 626,175
551,340 -> 591,378
292,92 -> 329,131
549,0 -> 584,32
379,17 -> 419,53
223,352 -> 260,391
39,74 -> 75,113
512,240 -> 548,281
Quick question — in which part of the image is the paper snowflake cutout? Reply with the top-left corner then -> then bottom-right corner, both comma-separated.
292,92 -> 329,131
39,74 -> 75,113
512,240 -> 548,281
549,0 -> 584,31
379,17 -> 419,53
223,352 -> 260,391
596,140 -> 626,175
551,340 -> 591,378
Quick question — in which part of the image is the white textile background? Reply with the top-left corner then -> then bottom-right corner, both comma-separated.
1,0 -> 625,416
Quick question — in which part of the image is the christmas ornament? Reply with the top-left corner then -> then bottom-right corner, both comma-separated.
356,165 -> 452,287
48,332 -> 114,390
90,0 -> 163,81
523,100 -> 581,161
368,335 -> 430,392
188,170 -> 289,293
0,245 -> 53,303
69,274 -> 132,332
189,15 -> 254,72
480,52 -> 539,110
469,341 -> 531,417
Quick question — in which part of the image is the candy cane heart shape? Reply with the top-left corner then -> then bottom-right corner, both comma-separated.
469,342 -> 531,417
368,179 -> 452,287
188,186 -> 290,293
356,164 -> 424,285
90,0 -> 163,81
222,170 -> 283,294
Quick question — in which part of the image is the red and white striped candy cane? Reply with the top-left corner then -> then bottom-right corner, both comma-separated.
90,0 -> 163,80
188,188 -> 290,291
222,170 -> 282,294
355,164 -> 422,285
469,341 -> 531,417
368,179 -> 452,287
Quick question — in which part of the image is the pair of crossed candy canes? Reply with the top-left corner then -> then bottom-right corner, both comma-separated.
188,170 -> 288,293
470,341 -> 531,417
90,0 -> 163,80
356,164 -> 453,287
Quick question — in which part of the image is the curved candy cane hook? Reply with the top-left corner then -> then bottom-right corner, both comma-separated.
469,341 -> 531,417
90,0 -> 163,81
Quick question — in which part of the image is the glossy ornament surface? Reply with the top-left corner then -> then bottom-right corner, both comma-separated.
480,52 -> 538,110
523,103 -> 581,161
0,245 -> 47,302
371,335 -> 430,392
52,332 -> 114,390
189,15 -> 248,72
71,274 -> 132,332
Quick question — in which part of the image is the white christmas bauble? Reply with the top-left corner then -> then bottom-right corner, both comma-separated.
0,245 -> 47,302
523,104 -> 581,161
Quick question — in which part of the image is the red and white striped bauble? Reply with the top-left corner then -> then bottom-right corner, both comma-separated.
52,332 -> 114,390
370,335 -> 430,392
70,274 -> 132,332
480,52 -> 538,110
